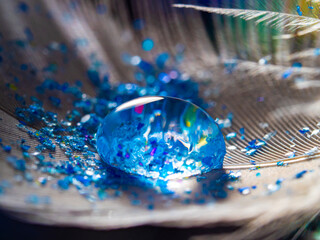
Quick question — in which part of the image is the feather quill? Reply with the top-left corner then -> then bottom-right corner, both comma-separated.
173,4 -> 320,38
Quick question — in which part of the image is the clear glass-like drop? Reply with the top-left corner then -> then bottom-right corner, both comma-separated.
96,96 -> 226,179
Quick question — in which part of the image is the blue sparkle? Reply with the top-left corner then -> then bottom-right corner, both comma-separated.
295,170 -> 307,179
18,2 -> 29,13
142,38 -> 154,51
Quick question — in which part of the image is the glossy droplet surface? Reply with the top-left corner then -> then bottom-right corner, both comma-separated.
96,96 -> 226,179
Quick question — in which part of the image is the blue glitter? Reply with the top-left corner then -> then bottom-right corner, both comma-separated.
226,132 -> 237,141
20,64 -> 28,71
48,96 -> 61,107
21,144 -> 30,152
295,170 -> 308,179
58,177 -> 71,190
18,2 -> 29,13
142,38 -> 154,51
292,62 -> 302,68
87,68 -> 100,86
97,96 -> 226,179
3,145 -> 11,152
246,149 -> 257,156
282,69 -> 293,79
238,187 -> 250,195
277,161 -> 285,166
296,5 -> 303,16
276,178 -> 285,185
299,127 -> 310,134
133,19 -> 145,30
6,156 -> 26,172
156,53 -> 170,69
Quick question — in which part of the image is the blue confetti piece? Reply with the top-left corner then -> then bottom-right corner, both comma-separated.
87,68 -> 100,87
18,2 -> 29,13
20,64 -> 28,71
226,132 -> 237,141
276,178 -> 285,185
292,62 -> 302,68
295,170 -> 308,179
299,127 -> 310,134
48,96 -> 61,107
238,187 -> 250,195
246,149 -> 257,156
142,38 -> 154,51
3,145 -> 11,153
133,19 -> 145,30
58,178 -> 70,190
156,52 -> 170,69
282,69 -> 293,79
296,5 -> 303,16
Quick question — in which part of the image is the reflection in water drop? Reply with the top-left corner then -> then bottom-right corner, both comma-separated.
96,96 -> 226,179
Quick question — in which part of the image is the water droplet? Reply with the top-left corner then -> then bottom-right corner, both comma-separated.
96,96 -> 226,179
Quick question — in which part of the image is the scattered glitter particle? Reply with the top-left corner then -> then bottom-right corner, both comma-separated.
295,170 -> 308,179
238,187 -> 250,195
142,38 -> 154,51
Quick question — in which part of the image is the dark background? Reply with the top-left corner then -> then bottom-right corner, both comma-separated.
0,210 -> 241,240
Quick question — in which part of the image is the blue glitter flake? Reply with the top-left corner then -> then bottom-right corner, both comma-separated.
58,177 -> 71,190
282,69 -> 293,79
18,2 -> 29,13
48,96 -> 61,107
246,149 -> 257,156
156,53 -> 170,69
226,132 -> 237,141
299,127 -> 310,134
3,145 -> 11,152
142,38 -> 154,51
6,156 -> 26,172
296,5 -> 303,16
87,68 -> 101,86
238,187 -> 250,195
133,19 -> 145,30
295,170 -> 308,179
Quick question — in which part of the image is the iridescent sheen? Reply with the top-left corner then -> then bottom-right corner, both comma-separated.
96,96 -> 226,179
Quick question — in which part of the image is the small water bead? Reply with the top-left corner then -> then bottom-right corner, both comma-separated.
96,96 -> 226,179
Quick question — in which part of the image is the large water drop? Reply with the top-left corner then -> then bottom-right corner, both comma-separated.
96,96 -> 226,179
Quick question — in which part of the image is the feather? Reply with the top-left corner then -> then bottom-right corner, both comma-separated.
173,4 -> 320,38
0,1 -> 320,239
